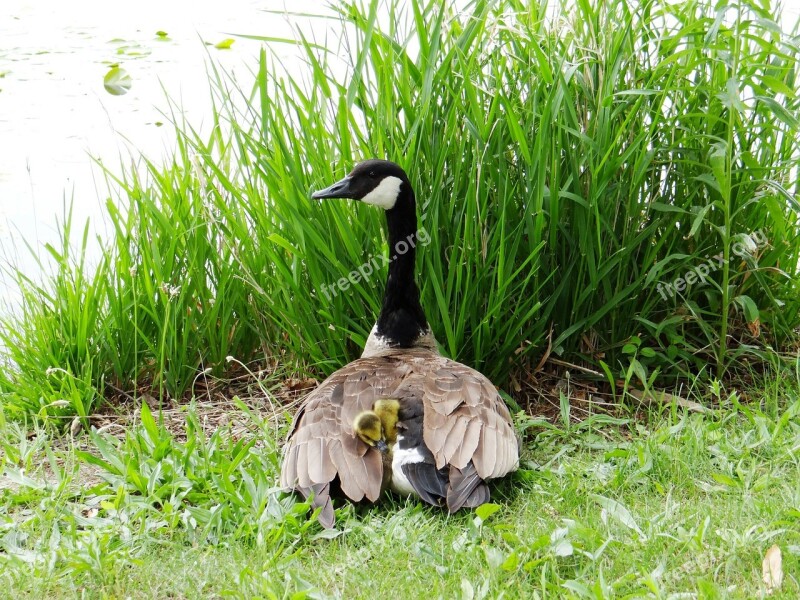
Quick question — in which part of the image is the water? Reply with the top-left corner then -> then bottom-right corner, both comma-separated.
0,0 -> 323,301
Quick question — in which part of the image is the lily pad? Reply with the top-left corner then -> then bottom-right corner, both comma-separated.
214,38 -> 235,50
103,67 -> 132,96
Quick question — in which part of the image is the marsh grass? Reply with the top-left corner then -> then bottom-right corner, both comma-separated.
1,0 -> 799,417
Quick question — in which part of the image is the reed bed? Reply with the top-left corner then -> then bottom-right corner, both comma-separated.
1,0 -> 798,419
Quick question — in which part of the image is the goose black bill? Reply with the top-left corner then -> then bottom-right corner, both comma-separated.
311,176 -> 355,200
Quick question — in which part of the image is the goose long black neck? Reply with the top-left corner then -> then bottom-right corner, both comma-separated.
376,183 -> 429,347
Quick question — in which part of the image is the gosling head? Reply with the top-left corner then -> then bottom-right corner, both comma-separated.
311,159 -> 410,211
353,411 -> 389,453
372,398 -> 401,444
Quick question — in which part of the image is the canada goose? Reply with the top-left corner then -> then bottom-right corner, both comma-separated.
280,159 -> 519,528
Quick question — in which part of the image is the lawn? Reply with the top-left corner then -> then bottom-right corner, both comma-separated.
1,374 -> 799,598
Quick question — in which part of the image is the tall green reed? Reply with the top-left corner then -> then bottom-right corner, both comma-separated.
0,0 -> 798,420
0,206 -> 106,421
212,0 -> 800,382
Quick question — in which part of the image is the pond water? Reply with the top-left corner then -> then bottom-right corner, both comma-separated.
0,0 -> 324,302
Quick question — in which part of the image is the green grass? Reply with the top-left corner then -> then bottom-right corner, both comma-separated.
1,0 -> 799,419
1,374 -> 799,598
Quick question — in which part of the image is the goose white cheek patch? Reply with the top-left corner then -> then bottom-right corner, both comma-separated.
361,175 -> 402,209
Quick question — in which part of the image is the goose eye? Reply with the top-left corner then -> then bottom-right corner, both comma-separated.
369,171 -> 376,178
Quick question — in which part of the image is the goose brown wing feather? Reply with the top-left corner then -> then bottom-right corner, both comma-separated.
315,484 -> 335,528
447,463 -> 490,513
340,378 -> 378,428
281,356 -> 404,510
439,415 -> 470,465
422,358 -> 519,480
452,417 -> 482,469
326,437 -> 380,502
295,439 -> 311,489
301,482 -> 334,528
280,444 -> 298,491
473,418 -> 494,478
306,436 -> 332,485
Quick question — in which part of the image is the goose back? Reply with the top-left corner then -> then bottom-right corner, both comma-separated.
280,348 -> 519,527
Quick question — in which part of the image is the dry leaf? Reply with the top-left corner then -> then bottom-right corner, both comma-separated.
747,318 -> 761,337
284,378 -> 318,393
141,394 -> 159,410
628,388 -> 711,414
762,544 -> 783,594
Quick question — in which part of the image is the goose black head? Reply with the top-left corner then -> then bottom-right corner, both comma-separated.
311,158 -> 434,355
311,159 -> 409,211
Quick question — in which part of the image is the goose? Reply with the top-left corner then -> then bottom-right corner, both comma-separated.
280,159 -> 519,528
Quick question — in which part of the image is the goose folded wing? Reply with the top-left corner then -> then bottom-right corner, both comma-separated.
400,461 -> 448,507
446,463 -> 490,513
280,358 -> 400,511
280,389 -> 338,498
422,362 -> 519,480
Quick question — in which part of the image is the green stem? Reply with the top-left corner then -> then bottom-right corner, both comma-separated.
717,6 -> 742,379
159,297 -> 170,406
